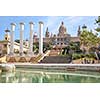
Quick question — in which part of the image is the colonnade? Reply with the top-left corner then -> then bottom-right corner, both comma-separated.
9,21 -> 44,56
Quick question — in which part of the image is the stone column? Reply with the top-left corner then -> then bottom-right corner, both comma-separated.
39,21 -> 44,54
10,23 -> 16,56
19,22 -> 25,56
28,22 -> 34,56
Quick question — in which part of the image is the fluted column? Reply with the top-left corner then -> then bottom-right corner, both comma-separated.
28,22 -> 34,56
10,23 -> 16,56
39,21 -> 44,54
19,22 -> 25,56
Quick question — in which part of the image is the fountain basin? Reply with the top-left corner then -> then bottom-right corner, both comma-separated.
0,64 -> 16,72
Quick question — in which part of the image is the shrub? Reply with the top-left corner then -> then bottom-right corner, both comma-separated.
72,53 -> 85,60
72,53 -> 81,60
85,53 -> 96,59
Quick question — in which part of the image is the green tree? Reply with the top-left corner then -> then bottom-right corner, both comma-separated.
69,41 -> 81,53
15,39 -> 20,43
95,16 -> 100,35
80,29 -> 100,52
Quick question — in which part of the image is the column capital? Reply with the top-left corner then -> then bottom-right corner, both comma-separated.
11,23 -> 16,26
29,21 -> 35,25
20,22 -> 25,25
39,21 -> 44,25
5,28 -> 10,32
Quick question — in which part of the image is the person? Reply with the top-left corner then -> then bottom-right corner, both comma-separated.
84,58 -> 87,64
92,60 -> 95,64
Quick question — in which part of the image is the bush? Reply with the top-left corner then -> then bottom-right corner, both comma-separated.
72,53 -> 96,60
85,53 -> 96,59
72,53 -> 81,60
72,53 -> 85,60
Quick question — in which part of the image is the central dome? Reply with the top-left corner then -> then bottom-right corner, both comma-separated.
58,21 -> 67,35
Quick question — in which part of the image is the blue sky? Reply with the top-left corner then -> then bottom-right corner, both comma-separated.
0,16 -> 98,40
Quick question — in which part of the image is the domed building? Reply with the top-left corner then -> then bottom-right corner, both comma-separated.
43,21 -> 71,47
58,21 -> 67,36
56,21 -> 71,46
33,21 -> 80,48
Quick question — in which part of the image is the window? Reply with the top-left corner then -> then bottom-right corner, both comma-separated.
61,38 -> 63,41
5,37 -> 7,40
4,44 -> 7,48
64,38 -> 66,41
61,43 -> 63,45
64,43 -> 66,45
57,43 -> 59,45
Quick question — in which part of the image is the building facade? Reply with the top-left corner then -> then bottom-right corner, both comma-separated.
33,21 -> 80,48
0,29 -> 28,56
0,21 -> 80,56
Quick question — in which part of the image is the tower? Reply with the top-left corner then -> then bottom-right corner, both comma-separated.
77,25 -> 81,36
5,28 -> 10,41
45,27 -> 50,37
82,24 -> 87,30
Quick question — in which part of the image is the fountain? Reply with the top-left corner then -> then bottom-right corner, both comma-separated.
0,64 -> 16,72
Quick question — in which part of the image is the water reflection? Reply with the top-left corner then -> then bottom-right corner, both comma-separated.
0,72 -> 16,83
0,70 -> 100,83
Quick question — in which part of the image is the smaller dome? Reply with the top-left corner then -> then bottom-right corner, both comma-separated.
33,32 -> 37,38
5,28 -> 10,32
53,34 -> 56,37
82,24 -> 87,29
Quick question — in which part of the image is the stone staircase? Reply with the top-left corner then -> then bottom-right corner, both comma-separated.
49,50 -> 61,56
40,56 -> 72,63
39,47 -> 72,63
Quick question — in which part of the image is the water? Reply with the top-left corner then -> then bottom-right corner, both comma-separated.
0,68 -> 100,83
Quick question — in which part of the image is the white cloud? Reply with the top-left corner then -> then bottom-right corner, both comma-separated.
45,16 -> 61,33
44,16 -> 84,34
68,16 -> 84,24
43,16 -> 97,36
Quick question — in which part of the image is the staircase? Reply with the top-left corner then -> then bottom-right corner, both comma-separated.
40,56 -> 72,63
49,50 -> 61,56
39,47 -> 72,63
